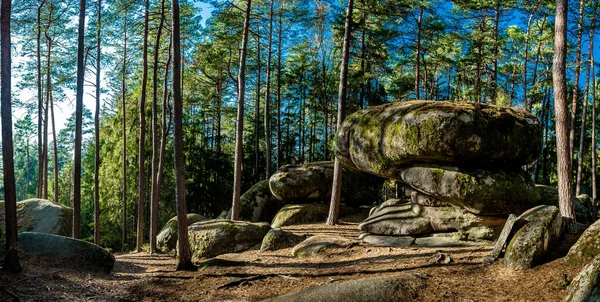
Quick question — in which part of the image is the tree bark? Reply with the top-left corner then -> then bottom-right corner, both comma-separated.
592,51 -> 597,218
570,0 -> 586,157
172,0 -> 193,270
327,0 -> 353,226
231,0 -> 252,221
254,20 -> 261,181
2,0 -> 21,273
276,0 -> 283,167
121,12 -> 128,251
73,0 -> 87,239
553,0 -> 576,229
264,0 -> 274,179
93,0 -> 102,246
36,0 -> 46,199
136,0 -> 149,253
414,6 -> 423,99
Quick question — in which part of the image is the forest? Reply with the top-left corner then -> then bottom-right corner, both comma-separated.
0,0 -> 599,300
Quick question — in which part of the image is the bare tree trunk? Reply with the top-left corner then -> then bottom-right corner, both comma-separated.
94,0 -> 102,246
254,21 -> 261,181
231,0 -> 252,221
36,0 -> 46,199
592,52 -> 597,219
50,87 -> 59,206
523,5 -> 539,110
264,0 -> 274,179
149,0 -> 166,254
136,0 -> 149,252
2,0 -> 21,273
491,4 -> 500,102
570,0 -> 586,157
121,12 -> 128,251
276,1 -> 283,168
327,0 -> 353,226
576,17 -> 596,196
414,6 -> 423,99
172,0 -> 193,270
553,0 -> 576,229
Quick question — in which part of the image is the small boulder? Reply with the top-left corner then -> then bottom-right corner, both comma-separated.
400,166 -> 541,216
18,232 -> 115,273
260,228 -> 307,252
157,213 -> 207,252
269,161 -> 383,207
504,205 -> 563,270
565,219 -> 600,266
271,204 -> 356,228
264,274 -> 423,302
292,235 -> 356,258
536,185 -> 595,224
226,180 -> 287,222
564,254 -> 600,302
188,219 -> 271,259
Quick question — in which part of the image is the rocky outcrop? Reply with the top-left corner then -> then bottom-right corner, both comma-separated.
226,180 -> 287,223
292,235 -> 356,258
565,219 -> 600,266
271,204 -> 356,228
564,254 -> 600,302
188,219 -> 270,259
264,274 -> 423,302
504,205 -> 563,270
269,161 -> 383,207
260,228 -> 307,252
157,213 -> 207,252
19,232 -> 115,273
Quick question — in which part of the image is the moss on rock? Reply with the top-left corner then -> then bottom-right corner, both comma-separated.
260,228 -> 307,252
271,204 -> 356,228
564,254 -> 600,302
157,213 -> 207,252
565,219 -> 600,266
291,235 -> 355,258
0,199 -> 72,241
188,219 -> 271,259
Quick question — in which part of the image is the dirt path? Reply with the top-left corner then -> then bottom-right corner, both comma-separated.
0,223 -> 584,301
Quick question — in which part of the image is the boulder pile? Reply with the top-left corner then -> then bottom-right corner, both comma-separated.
334,101 -> 545,245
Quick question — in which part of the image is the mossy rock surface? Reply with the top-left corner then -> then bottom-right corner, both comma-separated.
226,180 -> 288,222
19,232 -> 115,273
400,165 -> 541,216
291,235 -> 355,258
264,274 -> 423,302
536,185 -> 595,224
0,199 -> 72,242
334,100 -> 542,179
565,219 -> 600,266
504,205 -> 562,270
271,204 -> 356,228
157,213 -> 207,252
188,219 -> 271,259
564,254 -> 600,302
260,228 -> 307,252
269,161 -> 383,207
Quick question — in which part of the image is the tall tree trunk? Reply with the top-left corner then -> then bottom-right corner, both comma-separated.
2,0 -> 21,273
172,0 -> 193,271
136,0 -> 149,252
414,6 -> 423,99
36,0 -> 46,199
150,0 -> 166,254
276,1 -> 283,168
570,0 -> 586,157
50,92 -> 58,205
553,0 -> 576,229
576,17 -> 596,196
523,5 -> 539,110
491,4 -> 500,102
44,28 -> 52,202
42,69 -> 49,200
121,12 -> 128,250
94,0 -> 102,246
327,0 -> 353,226
592,52 -> 597,218
264,0 -> 274,179
254,21 -> 261,181
231,0 -> 252,221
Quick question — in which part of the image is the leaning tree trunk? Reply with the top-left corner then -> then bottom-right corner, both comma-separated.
172,0 -> 193,271
553,0 -> 576,229
136,0 -> 149,253
327,0 -> 353,226
231,0 -> 252,221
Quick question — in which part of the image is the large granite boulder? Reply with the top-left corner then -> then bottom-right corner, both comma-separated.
19,232 -> 115,273
157,213 -> 207,252
269,161 -> 383,207
261,228 -> 307,252
334,100 -> 542,179
564,254 -> 600,302
264,274 -> 423,302
226,180 -> 287,223
565,219 -> 600,266
271,204 -> 356,228
188,219 -> 270,259
504,205 -> 563,270
536,185 -> 595,224
400,166 -> 541,215
0,199 -> 72,237
360,199 -> 505,240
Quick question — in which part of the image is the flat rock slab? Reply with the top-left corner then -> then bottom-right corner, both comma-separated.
334,100 -> 542,179
564,254 -> 600,302
359,233 -> 415,246
485,214 -> 517,263
263,274 -> 423,302
19,232 -> 115,273
504,205 -> 563,270
188,219 -> 271,259
292,235 -> 356,258
271,204 -> 355,228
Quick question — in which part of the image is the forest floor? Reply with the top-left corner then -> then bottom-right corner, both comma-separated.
0,220 -> 585,302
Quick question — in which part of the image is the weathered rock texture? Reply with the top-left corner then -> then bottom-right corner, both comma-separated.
565,219 -> 600,266
291,235 -> 356,258
536,185 -> 595,224
261,228 -> 307,252
188,219 -> 270,259
19,232 -> 115,273
226,180 -> 286,223
271,204 -> 356,228
564,254 -> 600,302
0,199 -> 72,237
157,213 -> 207,252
